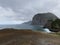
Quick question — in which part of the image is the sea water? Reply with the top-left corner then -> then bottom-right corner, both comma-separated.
0,24 -> 51,33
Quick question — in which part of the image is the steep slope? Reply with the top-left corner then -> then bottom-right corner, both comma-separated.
32,12 -> 58,27
0,29 -> 60,45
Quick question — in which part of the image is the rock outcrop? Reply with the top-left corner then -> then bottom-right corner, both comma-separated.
32,12 -> 58,26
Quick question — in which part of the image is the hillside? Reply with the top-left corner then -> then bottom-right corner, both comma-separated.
32,12 -> 58,27
0,28 -> 60,45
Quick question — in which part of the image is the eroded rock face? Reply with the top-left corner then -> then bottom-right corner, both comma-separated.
32,13 -> 58,27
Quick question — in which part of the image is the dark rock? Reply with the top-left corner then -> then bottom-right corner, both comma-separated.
49,29 -> 60,32
32,12 -> 58,26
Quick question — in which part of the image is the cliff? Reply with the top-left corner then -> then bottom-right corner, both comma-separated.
32,12 -> 58,27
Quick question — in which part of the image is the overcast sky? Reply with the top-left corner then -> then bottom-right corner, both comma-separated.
0,0 -> 60,24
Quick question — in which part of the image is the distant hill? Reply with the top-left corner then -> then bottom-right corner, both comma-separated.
22,21 -> 32,25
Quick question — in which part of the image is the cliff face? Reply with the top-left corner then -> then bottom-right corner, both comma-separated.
31,13 -> 58,27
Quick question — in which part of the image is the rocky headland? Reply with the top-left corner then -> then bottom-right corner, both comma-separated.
31,12 -> 59,32
32,12 -> 58,26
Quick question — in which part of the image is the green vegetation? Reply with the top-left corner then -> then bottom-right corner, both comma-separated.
48,19 -> 60,32
51,19 -> 60,29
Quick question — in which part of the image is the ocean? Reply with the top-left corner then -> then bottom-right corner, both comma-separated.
0,24 -> 51,32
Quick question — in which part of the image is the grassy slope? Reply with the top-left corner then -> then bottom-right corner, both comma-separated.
0,28 -> 60,45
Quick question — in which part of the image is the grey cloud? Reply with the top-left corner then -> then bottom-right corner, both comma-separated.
0,0 -> 60,23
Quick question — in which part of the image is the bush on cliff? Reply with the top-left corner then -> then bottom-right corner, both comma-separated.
50,19 -> 60,32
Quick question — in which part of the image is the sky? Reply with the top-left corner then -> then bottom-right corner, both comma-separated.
0,0 -> 60,24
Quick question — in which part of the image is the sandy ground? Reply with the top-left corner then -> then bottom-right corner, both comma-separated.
0,29 -> 60,45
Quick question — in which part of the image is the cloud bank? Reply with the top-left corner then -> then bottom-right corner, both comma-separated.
0,0 -> 60,24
